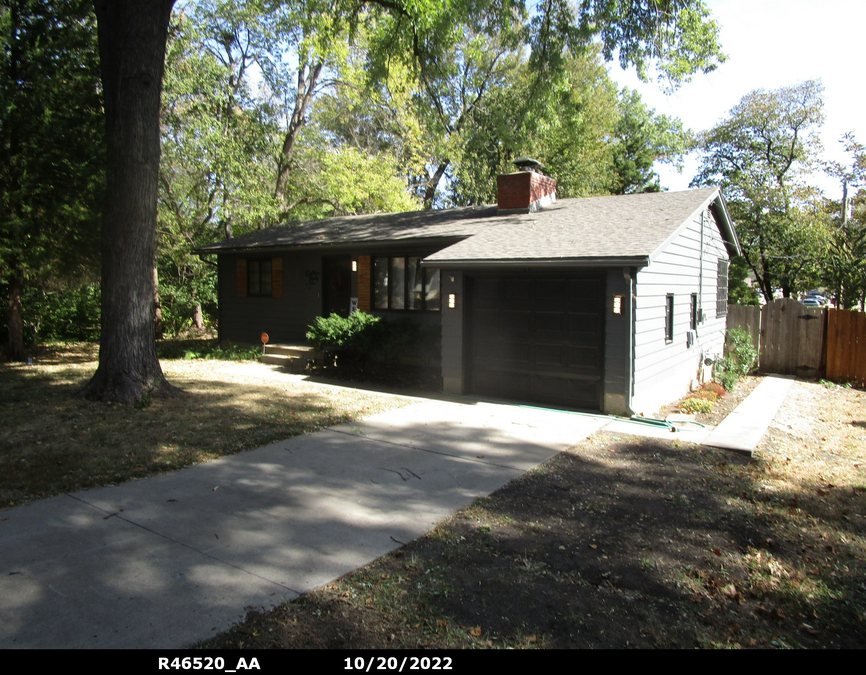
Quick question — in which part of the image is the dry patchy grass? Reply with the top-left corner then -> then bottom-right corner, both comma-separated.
0,342 -> 408,507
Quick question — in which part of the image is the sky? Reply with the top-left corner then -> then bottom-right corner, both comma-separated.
608,0 -> 866,198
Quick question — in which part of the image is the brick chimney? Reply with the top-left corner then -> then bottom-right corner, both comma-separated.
496,158 -> 557,214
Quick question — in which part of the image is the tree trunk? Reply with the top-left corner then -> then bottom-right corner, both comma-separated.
274,61 -> 323,203
80,0 -> 177,404
423,160 -> 450,209
193,303 -> 204,332
6,273 -> 25,362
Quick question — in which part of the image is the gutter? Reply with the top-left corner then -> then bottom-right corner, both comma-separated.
420,256 -> 650,269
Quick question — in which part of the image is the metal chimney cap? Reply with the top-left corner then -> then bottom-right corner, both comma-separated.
513,157 -> 545,172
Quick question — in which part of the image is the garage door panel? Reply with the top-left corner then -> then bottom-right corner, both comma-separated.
535,311 -> 568,335
466,273 -> 605,411
474,338 -> 532,366
534,344 -> 565,367
568,345 -> 601,370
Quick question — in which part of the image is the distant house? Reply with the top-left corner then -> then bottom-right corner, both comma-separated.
197,166 -> 740,415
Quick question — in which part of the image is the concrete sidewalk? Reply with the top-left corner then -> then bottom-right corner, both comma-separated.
703,375 -> 796,455
0,399 -> 608,649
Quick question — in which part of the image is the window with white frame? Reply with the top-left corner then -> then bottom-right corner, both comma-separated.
717,259 -> 729,317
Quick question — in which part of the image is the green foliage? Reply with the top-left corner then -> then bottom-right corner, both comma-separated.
728,256 -> 761,306
156,340 -> 261,361
715,327 -> 759,391
693,80 -> 830,302
822,134 -> 866,309
1,0 -> 105,355
306,312 -> 382,352
610,88 -> 692,194
306,311 -> 439,379
0,281 -> 100,344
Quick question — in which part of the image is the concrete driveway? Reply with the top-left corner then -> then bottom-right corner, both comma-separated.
0,398 -> 609,649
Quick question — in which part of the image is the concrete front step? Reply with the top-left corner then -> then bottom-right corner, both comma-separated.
260,344 -> 323,373
263,343 -> 322,358
260,353 -> 309,373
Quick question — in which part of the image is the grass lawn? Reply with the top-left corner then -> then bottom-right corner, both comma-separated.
0,341 -> 408,507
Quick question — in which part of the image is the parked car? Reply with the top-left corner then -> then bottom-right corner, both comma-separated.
802,296 -> 824,307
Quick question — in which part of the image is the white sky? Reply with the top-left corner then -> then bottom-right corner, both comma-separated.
608,0 -> 866,198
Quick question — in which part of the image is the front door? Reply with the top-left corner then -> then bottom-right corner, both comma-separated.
322,256 -> 352,317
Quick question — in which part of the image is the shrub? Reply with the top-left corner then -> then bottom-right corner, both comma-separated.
700,381 -> 727,397
306,312 -> 440,383
691,389 -> 719,402
680,397 -> 715,414
306,312 -> 381,356
714,327 -> 758,391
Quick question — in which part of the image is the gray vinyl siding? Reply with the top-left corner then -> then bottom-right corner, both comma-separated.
218,251 -> 322,345
631,207 -> 729,413
219,248 -> 445,346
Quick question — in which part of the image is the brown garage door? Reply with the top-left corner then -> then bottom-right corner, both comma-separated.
466,273 -> 606,410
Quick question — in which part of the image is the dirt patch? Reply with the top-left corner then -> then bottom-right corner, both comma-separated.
202,380 -> 866,649
660,374 -> 763,427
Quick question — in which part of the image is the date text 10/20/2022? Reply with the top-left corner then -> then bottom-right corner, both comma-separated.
344,657 -> 453,671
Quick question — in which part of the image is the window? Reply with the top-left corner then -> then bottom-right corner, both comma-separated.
373,256 -> 440,311
717,259 -> 729,317
665,294 -> 674,343
690,293 -> 698,330
248,259 -> 272,297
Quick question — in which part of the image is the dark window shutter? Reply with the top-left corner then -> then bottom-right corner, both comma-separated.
357,255 -> 371,311
272,257 -> 283,298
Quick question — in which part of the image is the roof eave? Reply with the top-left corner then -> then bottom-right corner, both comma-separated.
421,256 -> 650,269
195,235 -> 470,256
709,192 -> 742,258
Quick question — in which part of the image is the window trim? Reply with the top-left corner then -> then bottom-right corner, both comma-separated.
717,259 -> 729,318
372,255 -> 441,312
665,294 -> 674,344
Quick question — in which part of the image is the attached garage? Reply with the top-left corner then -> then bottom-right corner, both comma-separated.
465,273 -> 606,410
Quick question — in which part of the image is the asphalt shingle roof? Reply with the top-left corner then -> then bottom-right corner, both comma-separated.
195,204 -> 498,252
197,187 -> 729,263
426,188 -> 722,263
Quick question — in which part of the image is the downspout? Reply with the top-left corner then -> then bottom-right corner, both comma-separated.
626,267 -> 636,413
699,209 -> 705,325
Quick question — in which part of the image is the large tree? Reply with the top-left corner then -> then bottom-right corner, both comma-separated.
79,0 -> 177,403
692,80 -> 830,302
823,134 -> 866,309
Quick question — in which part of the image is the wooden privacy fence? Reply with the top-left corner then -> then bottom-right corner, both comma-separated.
726,299 -> 866,386
826,308 -> 866,386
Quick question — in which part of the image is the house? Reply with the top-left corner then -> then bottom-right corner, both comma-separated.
196,166 -> 740,416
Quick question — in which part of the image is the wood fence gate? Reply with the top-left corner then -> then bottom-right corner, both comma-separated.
758,298 -> 824,377
825,308 -> 866,386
